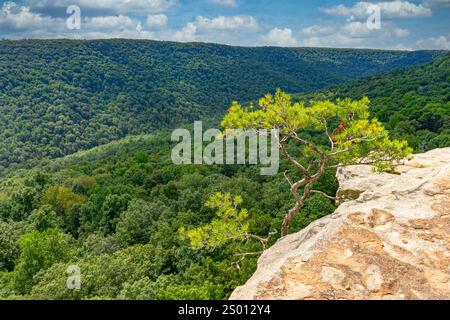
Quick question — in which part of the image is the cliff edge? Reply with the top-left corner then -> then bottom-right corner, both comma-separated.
230,148 -> 450,300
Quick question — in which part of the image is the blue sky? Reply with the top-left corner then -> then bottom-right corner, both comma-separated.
0,0 -> 449,49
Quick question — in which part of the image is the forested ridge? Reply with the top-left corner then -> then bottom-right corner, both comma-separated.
294,53 -> 450,152
0,39 -> 444,172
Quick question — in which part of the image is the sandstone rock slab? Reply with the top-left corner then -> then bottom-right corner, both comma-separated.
230,148 -> 450,300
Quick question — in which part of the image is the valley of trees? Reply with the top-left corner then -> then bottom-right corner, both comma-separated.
0,40 -> 444,172
0,132 -> 340,299
0,40 -> 448,300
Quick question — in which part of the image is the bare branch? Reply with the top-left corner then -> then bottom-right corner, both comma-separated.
322,117 -> 334,153
279,140 -> 309,175
283,171 -> 293,187
311,190 -> 336,200
230,251 -> 263,271
327,135 -> 384,158
244,229 -> 277,250
291,132 -> 325,156
244,233 -> 270,250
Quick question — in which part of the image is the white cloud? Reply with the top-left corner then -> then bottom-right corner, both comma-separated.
210,0 -> 238,7
301,25 -> 335,36
391,27 -> 410,37
416,34 -> 450,49
169,15 -> 258,43
70,16 -> 157,39
338,21 -> 409,38
391,43 -> 414,50
146,14 -> 168,28
341,21 -> 376,37
171,22 -> 198,42
298,21 -> 411,49
0,1 -> 61,31
421,0 -> 450,8
261,28 -> 298,47
25,0 -> 177,14
84,15 -> 137,31
0,2 -> 157,40
194,15 -> 258,31
322,1 -> 432,19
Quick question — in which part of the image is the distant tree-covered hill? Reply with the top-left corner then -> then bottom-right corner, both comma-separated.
293,53 -> 450,152
0,39 -> 444,171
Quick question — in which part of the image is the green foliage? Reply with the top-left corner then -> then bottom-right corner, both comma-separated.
99,194 -> 132,234
289,194 -> 337,231
71,176 -> 97,194
41,186 -> 85,215
117,276 -> 226,300
0,187 -> 39,221
0,221 -> 31,271
27,205 -> 63,232
222,90 -> 412,235
0,131 -> 335,299
0,46 -> 447,300
0,108 -> 418,299
12,229 -> 75,294
80,232 -> 123,257
223,90 -> 412,172
180,193 -> 251,250
295,53 -> 450,152
116,200 -> 166,245
0,39 -> 443,172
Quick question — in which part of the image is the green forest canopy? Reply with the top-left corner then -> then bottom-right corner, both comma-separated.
294,53 -> 450,152
0,42 -> 448,300
0,39 -> 445,171
0,132 -> 339,299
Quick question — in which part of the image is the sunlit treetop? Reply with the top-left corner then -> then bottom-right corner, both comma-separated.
222,89 -> 413,236
222,89 -> 412,173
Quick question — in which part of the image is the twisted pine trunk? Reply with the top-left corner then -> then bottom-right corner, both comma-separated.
281,155 -> 328,237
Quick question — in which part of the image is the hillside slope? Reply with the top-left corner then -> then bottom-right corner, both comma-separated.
0,131 -> 338,299
294,53 -> 450,152
0,39 -> 444,170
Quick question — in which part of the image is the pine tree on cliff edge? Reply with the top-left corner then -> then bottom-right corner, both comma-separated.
221,89 -> 412,237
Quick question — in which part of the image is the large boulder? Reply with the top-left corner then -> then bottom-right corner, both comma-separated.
230,148 -> 450,300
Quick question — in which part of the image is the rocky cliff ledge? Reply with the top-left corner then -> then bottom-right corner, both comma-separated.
231,148 -> 450,300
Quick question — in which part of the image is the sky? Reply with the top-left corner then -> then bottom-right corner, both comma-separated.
0,0 -> 449,50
